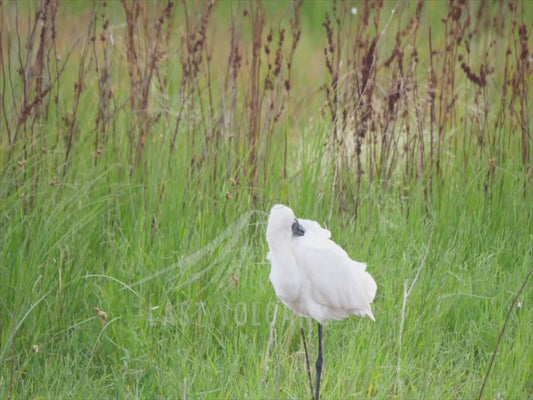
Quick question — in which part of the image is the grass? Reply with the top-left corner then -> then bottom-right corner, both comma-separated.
1,0 -> 532,399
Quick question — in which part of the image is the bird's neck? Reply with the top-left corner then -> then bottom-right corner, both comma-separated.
267,232 -> 292,254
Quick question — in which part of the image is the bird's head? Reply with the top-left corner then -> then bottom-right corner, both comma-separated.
267,204 -> 305,242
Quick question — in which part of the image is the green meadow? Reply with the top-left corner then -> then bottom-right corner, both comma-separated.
1,1 -> 532,398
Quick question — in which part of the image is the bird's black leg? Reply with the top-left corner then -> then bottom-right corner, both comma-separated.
315,322 -> 324,400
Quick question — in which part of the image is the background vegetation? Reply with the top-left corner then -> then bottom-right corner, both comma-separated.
1,0 -> 532,398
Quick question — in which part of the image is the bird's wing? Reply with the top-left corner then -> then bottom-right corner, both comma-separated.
292,226 -> 377,316
298,219 -> 331,240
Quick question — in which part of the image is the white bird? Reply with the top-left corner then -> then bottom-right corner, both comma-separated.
266,204 -> 377,400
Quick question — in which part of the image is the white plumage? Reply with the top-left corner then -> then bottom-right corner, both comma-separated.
266,204 -> 377,400
267,204 -> 377,324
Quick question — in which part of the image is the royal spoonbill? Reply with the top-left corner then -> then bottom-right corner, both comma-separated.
266,204 -> 377,400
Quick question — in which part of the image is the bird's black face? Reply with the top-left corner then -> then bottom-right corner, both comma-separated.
292,219 -> 305,236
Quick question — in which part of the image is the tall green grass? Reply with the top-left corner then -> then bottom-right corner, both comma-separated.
1,1 -> 532,399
